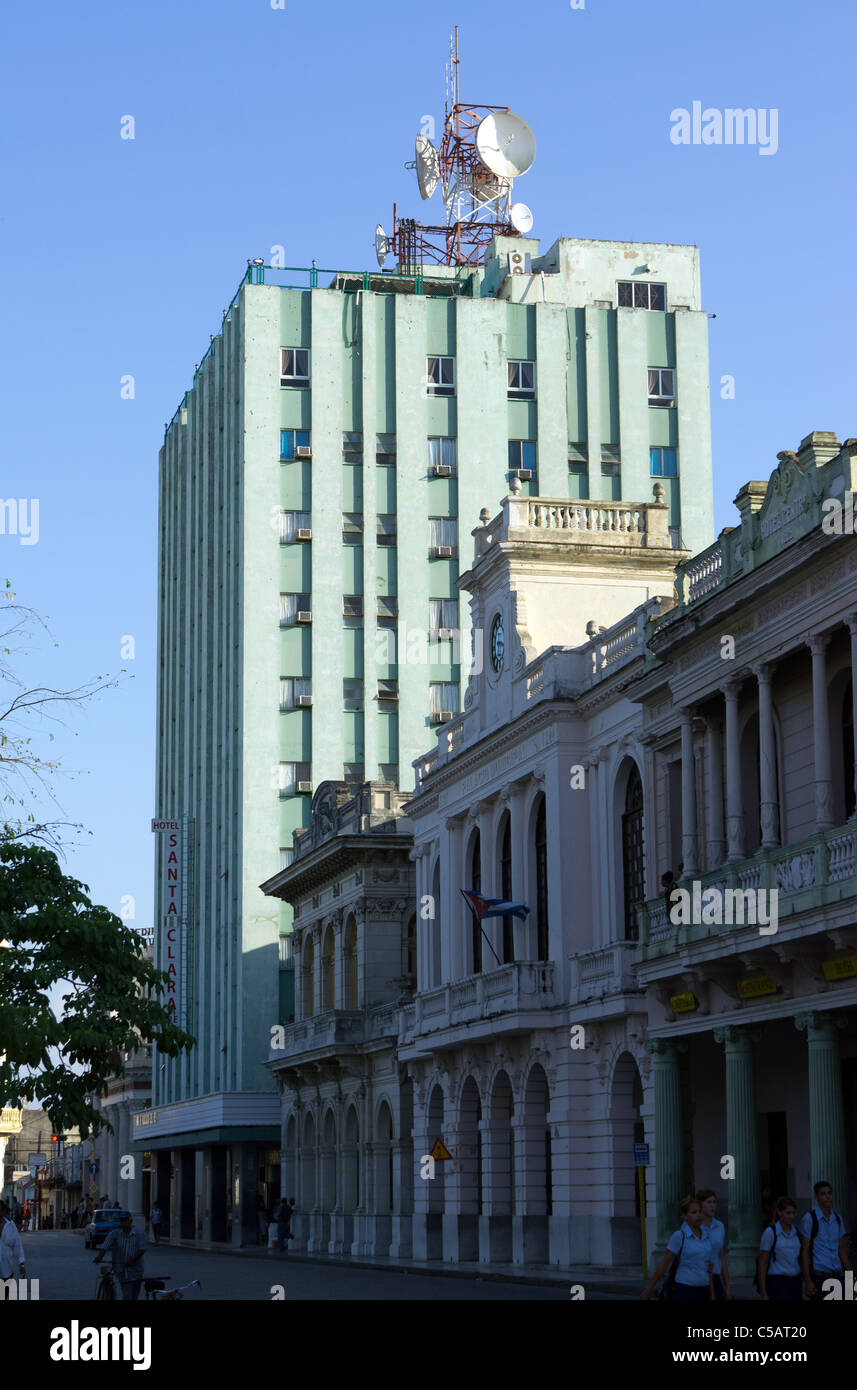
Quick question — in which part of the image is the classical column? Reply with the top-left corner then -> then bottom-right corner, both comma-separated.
795,1013 -> 848,1207
847,615 -> 857,819
809,634 -> 835,831
714,1026 -> 761,1275
724,679 -> 745,861
680,708 -> 699,876
644,1039 -> 686,1248
442,815 -> 463,981
477,801 -> 501,967
755,663 -> 780,849
706,718 -> 726,868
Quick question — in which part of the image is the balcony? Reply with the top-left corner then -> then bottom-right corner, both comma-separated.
0,1107 -> 23,1134
269,1005 -> 400,1063
637,823 -> 857,963
569,942 -> 640,1005
405,962 -> 557,1051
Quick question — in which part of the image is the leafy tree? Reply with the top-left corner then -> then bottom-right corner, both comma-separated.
0,840 -> 193,1137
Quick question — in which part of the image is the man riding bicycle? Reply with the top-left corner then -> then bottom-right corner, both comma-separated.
94,1210 -> 147,1300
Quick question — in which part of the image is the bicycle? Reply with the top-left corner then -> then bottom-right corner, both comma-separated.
94,1267 -> 119,1301
144,1276 -> 202,1301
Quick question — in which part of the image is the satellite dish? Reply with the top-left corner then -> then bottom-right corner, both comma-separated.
415,134 -> 439,200
475,112 -> 536,180
375,224 -> 390,269
510,202 -> 534,234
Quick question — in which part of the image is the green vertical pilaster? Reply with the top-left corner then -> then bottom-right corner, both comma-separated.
645,1038 -> 686,1248
714,1025 -> 760,1275
795,1013 -> 848,1209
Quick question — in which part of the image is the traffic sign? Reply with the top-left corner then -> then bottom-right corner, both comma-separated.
88,1162 -> 99,1175
633,1143 -> 650,1166
429,1138 -> 453,1161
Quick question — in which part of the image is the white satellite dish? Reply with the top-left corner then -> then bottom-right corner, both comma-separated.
415,134 -> 440,200
475,111 -> 536,180
510,202 -> 534,234
375,224 -> 390,269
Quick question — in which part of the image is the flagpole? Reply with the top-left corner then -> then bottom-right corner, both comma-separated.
459,889 -> 503,968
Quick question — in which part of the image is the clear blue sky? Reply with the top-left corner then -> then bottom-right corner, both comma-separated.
1,0 -> 854,928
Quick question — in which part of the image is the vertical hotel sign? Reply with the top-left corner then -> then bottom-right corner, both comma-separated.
151,819 -> 183,1024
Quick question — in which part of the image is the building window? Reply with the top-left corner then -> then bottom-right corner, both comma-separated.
302,936 -> 314,1018
507,360 -> 535,400
429,517 -> 457,555
535,795 -> 549,960
343,679 -> 363,711
376,433 -> 396,466
405,915 -> 417,982
280,593 -> 311,626
429,598 -> 458,634
343,762 -> 364,786
279,761 -> 311,796
280,846 -> 294,871
377,515 -> 397,546
280,677 -> 311,710
622,766 -> 645,941
281,348 -> 310,387
508,440 -> 537,474
617,281 -> 666,311
322,929 -> 335,1011
647,368 -> 676,407
342,431 -> 363,465
378,762 -> 398,782
378,679 -> 399,702
427,436 -> 457,475
500,814 -> 514,964
344,916 -> 358,1008
430,681 -> 458,716
843,682 -> 855,819
280,429 -> 310,460
279,510 -> 311,543
342,513 -> 363,545
470,830 -> 482,975
426,355 -> 455,396
650,446 -> 677,478
342,594 -> 363,620
377,596 -> 398,621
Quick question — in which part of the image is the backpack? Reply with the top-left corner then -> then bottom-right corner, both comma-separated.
657,1231 -> 685,1300
753,1224 -> 778,1292
808,1209 -> 843,1270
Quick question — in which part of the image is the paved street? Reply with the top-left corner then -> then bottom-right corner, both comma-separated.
20,1230 -> 577,1301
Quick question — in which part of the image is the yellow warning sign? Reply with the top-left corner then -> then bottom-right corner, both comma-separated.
430,1138 -> 453,1161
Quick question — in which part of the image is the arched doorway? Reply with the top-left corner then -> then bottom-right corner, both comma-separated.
610,1052 -> 645,1264
520,1064 -> 550,1263
486,1069 -> 514,1262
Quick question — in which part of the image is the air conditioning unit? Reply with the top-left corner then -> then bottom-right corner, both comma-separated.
296,528 -> 312,540
431,709 -> 454,724
508,250 -> 532,276
296,780 -> 313,793
378,689 -> 399,702
431,545 -> 453,558
297,695 -> 313,707
514,468 -> 533,481
295,446 -> 312,458
296,610 -> 312,623
431,463 -> 452,477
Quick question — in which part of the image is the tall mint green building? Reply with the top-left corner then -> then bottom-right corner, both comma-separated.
142,233 -> 714,1246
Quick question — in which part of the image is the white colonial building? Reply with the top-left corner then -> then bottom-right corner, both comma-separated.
260,433 -> 857,1274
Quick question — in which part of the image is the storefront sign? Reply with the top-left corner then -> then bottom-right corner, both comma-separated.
823,956 -> 857,982
670,993 -> 698,1013
151,819 -> 183,1022
737,974 -> 777,999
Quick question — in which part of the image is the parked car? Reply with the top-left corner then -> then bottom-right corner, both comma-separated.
84,1210 -> 121,1249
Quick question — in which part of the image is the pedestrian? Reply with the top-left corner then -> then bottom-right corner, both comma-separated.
94,1209 -> 146,1301
800,1180 -> 852,1300
696,1189 -> 732,1300
257,1193 -> 269,1244
758,1196 -> 803,1301
150,1202 -> 163,1245
273,1197 -> 293,1253
640,1196 -> 715,1301
0,1201 -> 27,1298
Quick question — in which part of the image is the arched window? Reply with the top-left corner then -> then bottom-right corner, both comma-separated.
321,927 -> 335,1011
500,814 -> 514,964
470,830 -> 482,975
844,681 -> 855,820
405,914 -> 417,987
622,766 -> 645,941
302,936 -> 315,1018
430,859 -> 441,988
343,916 -> 357,1009
535,796 -> 549,960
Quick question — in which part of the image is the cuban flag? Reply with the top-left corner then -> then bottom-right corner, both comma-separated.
461,889 -> 529,921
